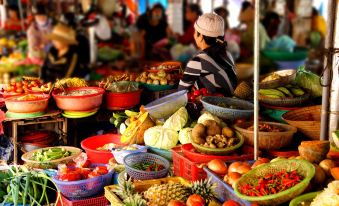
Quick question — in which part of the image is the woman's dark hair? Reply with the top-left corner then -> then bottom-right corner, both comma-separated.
187,4 -> 202,16
197,32 -> 227,53
241,1 -> 252,12
151,3 -> 167,22
312,7 -> 319,16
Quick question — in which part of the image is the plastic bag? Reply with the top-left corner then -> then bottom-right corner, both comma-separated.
106,81 -> 139,93
265,35 -> 296,52
0,134 -> 13,161
295,66 -> 322,98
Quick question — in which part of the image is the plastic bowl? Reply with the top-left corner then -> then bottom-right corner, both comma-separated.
123,152 -> 170,180
289,191 -> 321,206
105,89 -> 142,110
5,93 -> 50,113
201,96 -> 254,121
81,134 -> 127,164
112,145 -> 148,164
52,87 -> 105,111
144,90 -> 187,119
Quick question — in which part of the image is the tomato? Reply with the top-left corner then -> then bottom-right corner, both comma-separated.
168,200 -> 186,206
222,200 -> 241,206
200,88 -> 208,96
193,90 -> 201,96
186,194 -> 205,206
88,171 -> 101,178
16,88 -> 23,93
94,166 -> 108,175
31,81 -> 38,87
22,80 -> 28,86
16,82 -> 23,88
80,168 -> 91,179
58,171 -> 82,181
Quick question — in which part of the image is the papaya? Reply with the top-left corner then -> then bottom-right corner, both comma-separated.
121,112 -> 155,144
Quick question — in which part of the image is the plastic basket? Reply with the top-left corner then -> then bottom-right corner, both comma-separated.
204,167 -> 251,206
55,193 -> 108,206
52,164 -> 114,199
148,146 -> 173,161
123,152 -> 170,180
111,145 -> 148,164
172,146 -> 207,181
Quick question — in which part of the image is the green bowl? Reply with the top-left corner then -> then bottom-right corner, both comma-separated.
234,159 -> 315,206
148,147 -> 173,161
191,132 -> 244,155
140,83 -> 176,92
261,48 -> 308,61
289,191 -> 321,206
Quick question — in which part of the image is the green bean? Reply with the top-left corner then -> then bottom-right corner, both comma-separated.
22,173 -> 31,206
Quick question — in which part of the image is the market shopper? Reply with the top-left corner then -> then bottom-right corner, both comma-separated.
178,13 -> 237,96
40,23 -> 80,82
4,5 -> 23,32
27,4 -> 53,59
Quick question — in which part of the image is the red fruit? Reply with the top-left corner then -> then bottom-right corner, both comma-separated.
193,90 -> 201,96
186,194 -> 205,206
94,166 -> 108,175
168,200 -> 186,206
80,168 -> 91,179
58,171 -> 82,181
16,82 -> 23,88
222,200 -> 241,206
16,88 -> 23,93
200,88 -> 208,96
88,171 -> 101,178
22,80 -> 28,85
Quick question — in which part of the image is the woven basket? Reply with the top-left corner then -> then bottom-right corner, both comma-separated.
259,92 -> 310,107
234,121 -> 297,150
282,105 -> 321,140
259,69 -> 296,89
234,159 -> 315,205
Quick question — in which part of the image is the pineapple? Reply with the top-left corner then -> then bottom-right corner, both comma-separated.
144,183 -> 191,206
113,178 -> 136,200
124,194 -> 147,206
143,179 -> 217,206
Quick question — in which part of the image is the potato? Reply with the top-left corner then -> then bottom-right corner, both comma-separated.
222,127 -> 234,138
203,120 -> 221,136
146,79 -> 153,84
153,79 -> 160,85
192,123 -> 206,144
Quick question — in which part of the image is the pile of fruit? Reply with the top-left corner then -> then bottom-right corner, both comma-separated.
147,64 -> 178,71
30,147 -> 73,162
192,120 -> 239,149
112,178 -> 217,206
259,85 -> 306,99
56,164 -> 109,181
3,78 -> 51,95
135,71 -> 176,85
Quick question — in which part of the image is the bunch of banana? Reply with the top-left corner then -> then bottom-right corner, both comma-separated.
259,85 -> 305,99
55,77 -> 88,89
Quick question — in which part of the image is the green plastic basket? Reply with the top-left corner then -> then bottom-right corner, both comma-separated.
140,83 -> 177,92
261,48 -> 308,61
289,191 -> 321,206
234,159 -> 315,206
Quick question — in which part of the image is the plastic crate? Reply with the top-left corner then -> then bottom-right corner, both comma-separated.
171,146 -> 207,181
204,167 -> 251,206
55,193 -> 108,206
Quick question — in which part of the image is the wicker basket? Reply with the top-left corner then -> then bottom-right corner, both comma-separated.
259,69 -> 296,89
234,122 -> 297,150
259,92 -> 310,107
21,146 -> 82,169
234,160 -> 315,205
282,105 -> 321,140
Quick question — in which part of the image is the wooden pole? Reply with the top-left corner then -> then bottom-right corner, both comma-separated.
253,0 -> 260,160
320,0 -> 337,140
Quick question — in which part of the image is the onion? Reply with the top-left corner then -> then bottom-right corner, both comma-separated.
319,159 -> 336,176
313,164 -> 326,185
224,172 -> 242,188
331,167 -> 339,180
207,159 -> 228,175
251,158 -> 270,168
228,161 -> 251,175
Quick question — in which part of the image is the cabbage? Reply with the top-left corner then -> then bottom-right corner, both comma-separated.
163,107 -> 188,131
311,181 -> 339,206
144,126 -> 179,150
179,128 -> 193,144
198,112 -> 223,125
295,66 -> 322,98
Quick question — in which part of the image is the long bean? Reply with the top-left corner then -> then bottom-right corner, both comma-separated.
22,174 -> 31,206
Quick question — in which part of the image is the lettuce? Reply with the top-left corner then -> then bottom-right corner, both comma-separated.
179,128 -> 193,144
144,126 -> 179,150
163,107 -> 188,131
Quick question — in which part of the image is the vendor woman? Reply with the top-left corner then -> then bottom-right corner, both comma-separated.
178,13 -> 237,96
40,23 -> 80,82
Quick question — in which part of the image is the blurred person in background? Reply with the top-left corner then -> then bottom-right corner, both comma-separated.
178,13 -> 237,96
137,3 -> 173,59
4,5 -> 23,32
27,4 -> 53,59
41,23 -> 82,82
176,3 -> 202,45
262,11 -> 281,39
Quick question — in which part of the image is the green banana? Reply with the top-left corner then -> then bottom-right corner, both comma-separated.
263,94 -> 282,99
125,110 -> 139,117
259,89 -> 286,98
276,87 -> 293,97
290,87 -> 305,96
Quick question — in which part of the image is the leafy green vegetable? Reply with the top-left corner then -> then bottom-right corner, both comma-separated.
179,128 -> 193,144
295,66 -> 322,98
144,126 -> 179,150
163,107 -> 188,131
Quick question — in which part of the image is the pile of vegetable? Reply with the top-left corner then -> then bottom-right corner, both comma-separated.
132,162 -> 165,172
238,169 -> 303,196
259,85 -> 306,99
56,164 -> 109,181
247,123 -> 284,132
135,71 -> 176,85
295,66 -> 322,98
0,165 -> 58,206
59,89 -> 98,96
3,77 -> 51,95
105,81 -> 139,93
30,147 -> 73,162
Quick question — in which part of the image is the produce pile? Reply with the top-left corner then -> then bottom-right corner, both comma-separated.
135,71 -> 176,86
30,147 -> 73,161
259,85 -> 306,99
3,77 -> 52,95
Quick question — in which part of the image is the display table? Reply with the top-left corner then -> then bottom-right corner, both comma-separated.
4,110 -> 67,163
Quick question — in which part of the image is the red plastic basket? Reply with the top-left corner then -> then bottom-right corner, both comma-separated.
172,146 -> 207,181
56,193 -> 108,206
181,144 -> 258,163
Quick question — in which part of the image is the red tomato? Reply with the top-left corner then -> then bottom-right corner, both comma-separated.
88,171 -> 101,178
16,88 -> 23,93
94,166 -> 108,175
22,80 -> 28,85
58,171 -> 82,181
31,81 -> 38,87
16,82 -> 23,88
186,194 -> 205,206
168,200 -> 186,206
200,88 -> 208,96
80,168 -> 91,179
222,200 -> 241,206
193,90 -> 201,96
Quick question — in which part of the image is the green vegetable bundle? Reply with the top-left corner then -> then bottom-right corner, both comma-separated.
295,66 -> 322,98
30,147 -> 72,162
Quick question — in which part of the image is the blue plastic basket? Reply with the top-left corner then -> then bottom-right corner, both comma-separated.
123,152 -> 170,180
148,146 -> 173,161
111,145 -> 148,164
52,164 -> 114,199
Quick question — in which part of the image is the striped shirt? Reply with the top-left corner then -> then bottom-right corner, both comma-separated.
178,48 -> 238,96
